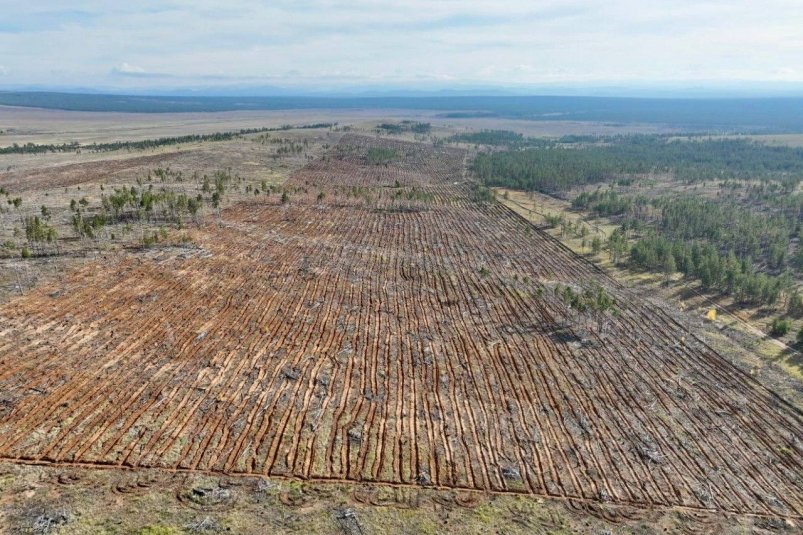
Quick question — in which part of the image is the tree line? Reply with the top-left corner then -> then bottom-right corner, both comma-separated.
472,135 -> 803,194
572,189 -> 647,217
450,130 -> 528,146
0,124 -> 333,154
377,121 -> 432,135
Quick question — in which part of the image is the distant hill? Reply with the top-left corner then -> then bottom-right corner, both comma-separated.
2,91 -> 803,132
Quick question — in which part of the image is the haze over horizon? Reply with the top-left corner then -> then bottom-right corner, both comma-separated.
2,1 -> 803,97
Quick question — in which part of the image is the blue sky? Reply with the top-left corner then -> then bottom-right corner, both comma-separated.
1,1 -> 802,93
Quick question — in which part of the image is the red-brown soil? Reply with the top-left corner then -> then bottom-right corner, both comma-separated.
0,135 -> 800,521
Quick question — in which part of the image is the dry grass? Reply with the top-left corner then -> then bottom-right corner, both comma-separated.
498,187 -> 803,395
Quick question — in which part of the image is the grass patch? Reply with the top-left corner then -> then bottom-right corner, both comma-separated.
137,526 -> 183,535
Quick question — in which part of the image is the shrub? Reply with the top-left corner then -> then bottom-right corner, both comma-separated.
544,214 -> 564,228
367,147 -> 396,165
591,236 -> 602,255
470,184 -> 495,203
770,317 -> 791,337
788,291 -> 803,317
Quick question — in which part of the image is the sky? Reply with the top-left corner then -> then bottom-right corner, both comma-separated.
1,1 -> 802,94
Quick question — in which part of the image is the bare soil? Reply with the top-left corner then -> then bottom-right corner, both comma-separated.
0,136 -> 800,535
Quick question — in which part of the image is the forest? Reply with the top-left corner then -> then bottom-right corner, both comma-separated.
613,192 -> 800,307
376,121 -> 431,134
448,129 -> 566,147
450,129 -> 527,146
470,132 -> 803,311
473,135 -> 803,194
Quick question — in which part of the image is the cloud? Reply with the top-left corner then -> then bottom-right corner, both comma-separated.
111,63 -> 174,79
0,66 -> 8,76
113,61 -> 145,74
0,1 -> 801,90
114,62 -> 146,74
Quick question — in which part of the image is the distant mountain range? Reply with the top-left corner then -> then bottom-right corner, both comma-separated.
4,81 -> 803,98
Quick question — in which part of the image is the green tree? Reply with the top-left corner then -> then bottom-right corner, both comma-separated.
591,236 -> 602,255
23,215 -> 58,255
663,254 -> 677,282
607,228 -> 627,264
770,317 -> 791,337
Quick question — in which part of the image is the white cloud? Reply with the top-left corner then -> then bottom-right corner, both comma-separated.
0,1 -> 801,90
0,66 -> 8,76
110,62 -> 174,79
113,62 -> 146,74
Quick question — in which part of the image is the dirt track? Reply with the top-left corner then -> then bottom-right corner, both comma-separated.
0,135 -> 800,520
